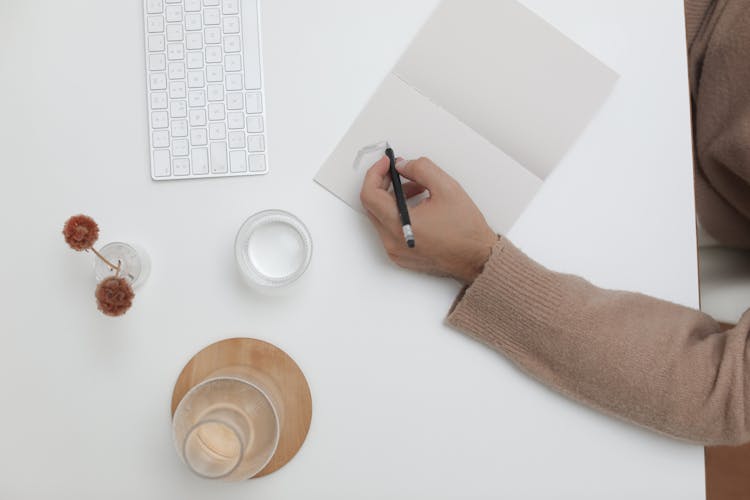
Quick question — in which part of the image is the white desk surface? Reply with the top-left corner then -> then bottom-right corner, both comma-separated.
700,247 -> 750,324
0,1 -> 701,498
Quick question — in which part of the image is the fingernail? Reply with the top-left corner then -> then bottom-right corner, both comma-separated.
395,159 -> 408,171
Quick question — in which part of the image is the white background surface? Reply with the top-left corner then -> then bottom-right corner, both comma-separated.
700,247 -> 750,324
0,0 -> 701,498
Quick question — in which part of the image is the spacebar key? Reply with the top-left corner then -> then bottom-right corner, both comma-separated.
241,0 -> 262,89
210,142 -> 228,173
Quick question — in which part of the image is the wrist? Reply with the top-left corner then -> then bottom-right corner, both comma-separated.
455,231 -> 498,284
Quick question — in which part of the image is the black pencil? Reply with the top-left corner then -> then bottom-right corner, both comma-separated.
385,146 -> 415,248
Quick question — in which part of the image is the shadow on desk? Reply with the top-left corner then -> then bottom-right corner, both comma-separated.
705,322 -> 750,500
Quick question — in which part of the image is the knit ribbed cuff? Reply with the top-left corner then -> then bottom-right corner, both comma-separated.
446,238 -> 564,362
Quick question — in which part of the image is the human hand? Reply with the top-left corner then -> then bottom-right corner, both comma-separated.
360,156 -> 498,284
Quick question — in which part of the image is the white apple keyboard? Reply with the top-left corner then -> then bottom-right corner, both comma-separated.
143,0 -> 268,180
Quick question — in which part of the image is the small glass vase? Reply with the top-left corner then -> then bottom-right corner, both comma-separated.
93,242 -> 150,288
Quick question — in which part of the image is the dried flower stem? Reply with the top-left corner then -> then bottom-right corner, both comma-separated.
90,247 -> 120,274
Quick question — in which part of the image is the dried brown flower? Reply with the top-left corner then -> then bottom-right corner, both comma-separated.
95,277 -> 134,317
63,215 -> 99,251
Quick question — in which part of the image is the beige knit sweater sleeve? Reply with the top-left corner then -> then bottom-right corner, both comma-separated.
447,238 -> 750,446
688,0 -> 750,248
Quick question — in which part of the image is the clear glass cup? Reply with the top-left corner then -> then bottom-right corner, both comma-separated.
172,367 -> 282,481
93,242 -> 150,288
235,210 -> 313,291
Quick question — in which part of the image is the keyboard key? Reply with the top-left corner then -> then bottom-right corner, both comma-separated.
151,92 -> 168,109
225,54 -> 241,72
148,53 -> 166,71
209,122 -> 226,140
205,46 -> 222,63
189,109 -> 207,126
173,157 -> 190,176
226,92 -> 243,110
223,16 -> 240,34
166,24 -> 183,41
166,0 -> 181,3
208,103 -> 225,120
187,52 -> 204,69
165,5 -> 182,22
229,150 -> 247,172
188,89 -> 206,107
226,73 -> 242,91
207,84 -> 224,101
243,0 -> 262,89
168,62 -> 185,79
227,111 -> 244,129
223,0 -> 239,15
192,148 -> 209,174
204,0 -> 219,5
246,115 -> 263,133
185,0 -> 201,11
210,142 -> 228,173
204,8 -> 221,25
148,34 -> 165,51
169,81 -> 186,98
149,73 -> 167,90
170,100 -> 187,118
227,111 -> 245,129
146,0 -> 164,14
191,128 -> 208,145
188,71 -> 205,88
172,119 -> 188,136
204,27 -> 221,44
245,92 -> 262,113
147,15 -> 164,33
152,130 -> 170,147
185,13 -> 202,30
249,154 -> 266,172
172,138 -> 189,156
247,134 -> 265,152
224,35 -> 241,53
167,43 -> 184,60
153,149 -> 171,177
185,32 -> 202,50
206,64 -> 223,82
228,130 -> 245,148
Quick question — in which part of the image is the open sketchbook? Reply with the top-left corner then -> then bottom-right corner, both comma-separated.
315,0 -> 618,234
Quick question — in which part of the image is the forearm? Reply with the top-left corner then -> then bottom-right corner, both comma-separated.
447,238 -> 750,445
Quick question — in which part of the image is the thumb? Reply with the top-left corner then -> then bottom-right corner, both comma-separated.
395,157 -> 451,194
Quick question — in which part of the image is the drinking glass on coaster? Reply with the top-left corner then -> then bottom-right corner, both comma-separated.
172,366 -> 282,480
93,242 -> 150,288
171,338 -> 313,481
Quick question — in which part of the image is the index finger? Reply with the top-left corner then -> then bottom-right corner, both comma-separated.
361,155 -> 391,192
360,156 -> 399,227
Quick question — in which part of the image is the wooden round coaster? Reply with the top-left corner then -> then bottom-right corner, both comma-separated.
171,338 -> 312,478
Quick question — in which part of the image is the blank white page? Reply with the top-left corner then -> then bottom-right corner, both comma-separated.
395,0 -> 618,179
